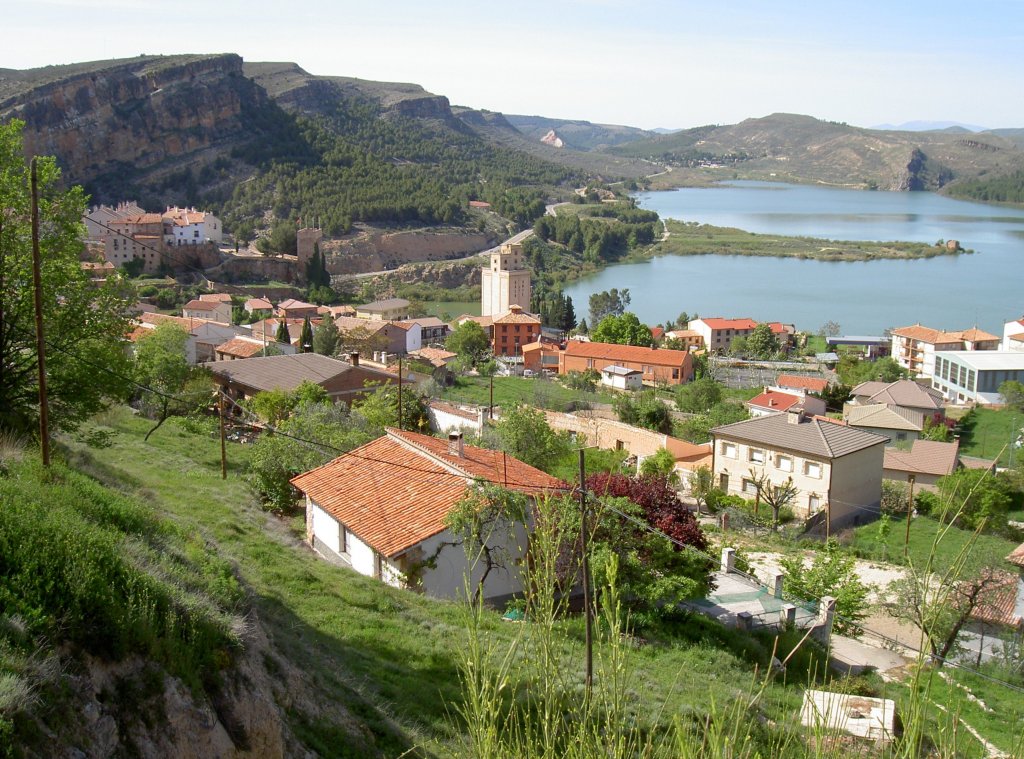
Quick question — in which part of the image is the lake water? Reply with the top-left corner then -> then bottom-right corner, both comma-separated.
561,181 -> 1024,335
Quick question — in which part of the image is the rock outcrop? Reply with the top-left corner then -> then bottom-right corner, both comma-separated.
2,54 -> 267,188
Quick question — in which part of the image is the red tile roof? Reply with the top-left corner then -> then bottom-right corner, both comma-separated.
1007,543 -> 1024,569
215,337 -> 267,358
970,571 -> 1022,628
291,429 -> 562,557
777,374 -> 829,393
700,317 -> 758,330
748,390 -> 802,412
183,299 -> 221,311
564,340 -> 688,367
650,326 -> 665,340
493,307 -> 540,325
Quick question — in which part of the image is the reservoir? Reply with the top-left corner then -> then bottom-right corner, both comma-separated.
561,181 -> 1024,335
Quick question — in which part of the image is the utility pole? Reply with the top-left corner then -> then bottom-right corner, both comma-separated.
397,355 -> 403,430
579,448 -> 593,695
218,390 -> 227,480
30,158 -> 50,467
904,474 -> 916,560
489,371 -> 494,419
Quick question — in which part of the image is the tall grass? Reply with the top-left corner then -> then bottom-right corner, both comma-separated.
449,486 -> 1024,758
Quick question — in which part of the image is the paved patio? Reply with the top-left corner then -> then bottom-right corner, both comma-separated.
686,571 -> 818,630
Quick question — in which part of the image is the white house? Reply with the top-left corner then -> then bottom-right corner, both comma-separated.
163,207 -> 223,247
291,428 -> 561,602
1002,317 -> 1024,352
601,364 -> 643,391
712,411 -> 887,529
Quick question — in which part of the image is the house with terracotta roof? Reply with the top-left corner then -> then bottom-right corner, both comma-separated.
1002,317 -> 1024,352
491,306 -> 541,358
664,329 -> 704,351
162,206 -> 222,247
882,439 -> 960,490
213,336 -> 295,361
291,428 -> 562,600
891,324 -> 1000,377
747,390 -> 825,418
206,352 -> 408,405
776,374 -> 830,396
276,298 -> 320,321
244,297 -> 274,317
558,340 -> 692,386
400,316 -> 450,345
199,293 -> 233,304
687,318 -> 758,353
182,299 -> 232,325
845,404 -> 925,446
711,411 -> 887,528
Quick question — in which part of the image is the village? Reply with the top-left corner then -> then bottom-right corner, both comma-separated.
64,197 -> 1024,751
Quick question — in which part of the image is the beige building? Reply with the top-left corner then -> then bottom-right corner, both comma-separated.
891,324 -> 1000,378
711,411 -> 887,528
355,298 -> 411,321
481,242 -> 531,318
843,403 -> 924,446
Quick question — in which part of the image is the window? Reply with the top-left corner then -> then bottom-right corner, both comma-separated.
804,461 -> 822,478
896,432 -> 907,441
808,494 -> 821,512
742,478 -> 758,495
374,553 -> 382,579
776,455 -> 793,472
672,368 -> 679,379
721,442 -> 737,458
749,449 -> 765,465
339,525 -> 348,555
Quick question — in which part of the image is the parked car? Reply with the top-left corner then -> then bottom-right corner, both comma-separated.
523,369 -> 535,378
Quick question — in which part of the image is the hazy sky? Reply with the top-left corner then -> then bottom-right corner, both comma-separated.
3,0 -> 1022,130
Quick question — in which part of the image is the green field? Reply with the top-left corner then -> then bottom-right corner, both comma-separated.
956,407 -> 1023,466
421,300 -> 479,319
849,514 -> 1019,569
654,220 -> 968,262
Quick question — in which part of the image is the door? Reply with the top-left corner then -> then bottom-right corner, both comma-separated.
719,473 -> 729,490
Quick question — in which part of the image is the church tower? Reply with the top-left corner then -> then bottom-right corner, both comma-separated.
481,242 -> 532,317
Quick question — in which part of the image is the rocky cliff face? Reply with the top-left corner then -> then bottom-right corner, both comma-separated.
2,54 -> 266,187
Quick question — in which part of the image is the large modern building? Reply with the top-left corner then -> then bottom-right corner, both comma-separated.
481,242 -> 532,318
931,351 -> 1024,405
890,324 -> 1000,378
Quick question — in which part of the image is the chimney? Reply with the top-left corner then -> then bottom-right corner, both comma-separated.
349,351 -> 360,367
768,399 -> 775,407
448,431 -> 464,457
787,409 -> 804,424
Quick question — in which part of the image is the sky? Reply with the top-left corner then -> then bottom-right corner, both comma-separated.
2,0 -> 1023,130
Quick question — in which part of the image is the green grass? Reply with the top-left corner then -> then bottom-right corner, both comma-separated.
440,375 -> 617,411
956,407 -> 1023,466
421,301 -> 479,319
937,665 -> 1024,754
849,514 -> 1019,568
50,407 -> 854,757
655,220 -> 965,262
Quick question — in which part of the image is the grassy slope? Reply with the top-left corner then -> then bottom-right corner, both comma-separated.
58,408 -> 869,757
849,516 -> 1018,569
956,407 -> 1022,466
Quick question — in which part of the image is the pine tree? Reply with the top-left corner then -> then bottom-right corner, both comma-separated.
275,320 -> 290,345
300,316 -> 314,352
561,294 -> 576,332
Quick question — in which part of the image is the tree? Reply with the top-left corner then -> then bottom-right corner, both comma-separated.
935,468 -> 1014,532
0,120 -> 135,434
614,391 -> 673,434
591,312 -> 654,347
445,320 -> 491,365
818,321 -> 841,338
747,471 -> 798,529
588,288 -> 630,325
678,402 -> 748,443
299,316 -> 314,352
560,294 -> 577,332
921,416 -> 951,442
818,382 -> 851,412
886,541 -> 1011,664
780,539 -> 871,635
576,317 -> 589,335
133,322 -> 210,441
746,323 -> 781,359
352,382 -> 430,435
494,404 -> 571,473
999,379 -> 1024,412
675,377 -> 723,413
312,318 -> 340,356
639,447 -> 679,485
274,320 -> 291,345
444,484 -> 529,603
689,465 -> 715,515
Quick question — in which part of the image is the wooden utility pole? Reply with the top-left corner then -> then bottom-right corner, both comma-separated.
489,371 -> 494,419
397,355 -> 403,430
904,474 -> 916,559
29,158 -> 50,467
579,448 -> 593,694
218,391 -> 227,479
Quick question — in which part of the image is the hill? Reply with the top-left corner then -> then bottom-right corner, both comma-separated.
0,55 -> 603,241
503,114 -> 654,151
609,113 -> 1024,192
